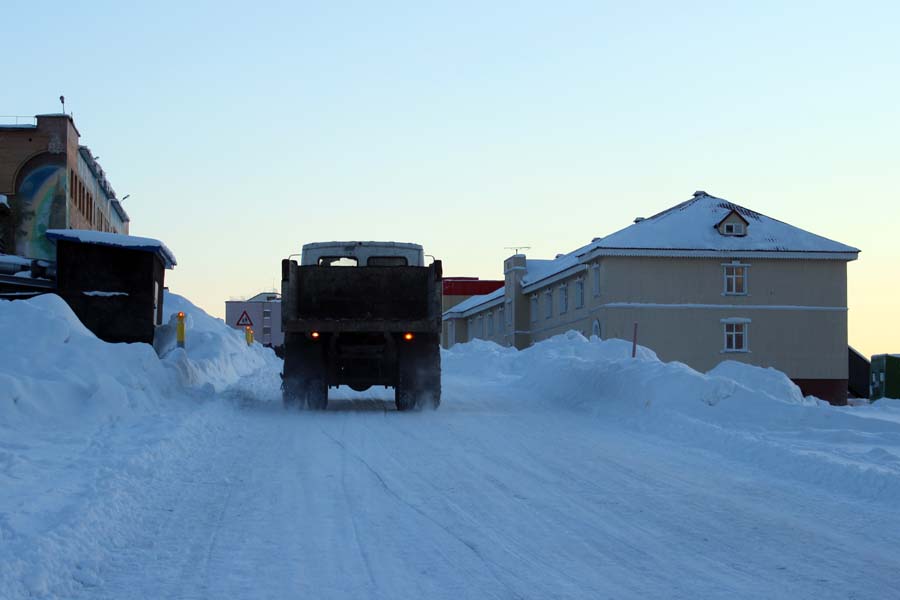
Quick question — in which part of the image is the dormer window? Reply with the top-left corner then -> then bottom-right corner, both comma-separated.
716,209 -> 750,237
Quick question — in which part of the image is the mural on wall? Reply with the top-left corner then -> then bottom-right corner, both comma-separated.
14,157 -> 67,260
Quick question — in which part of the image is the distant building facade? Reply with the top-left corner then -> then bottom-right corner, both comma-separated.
0,114 -> 129,260
441,277 -> 504,347
225,292 -> 283,348
444,192 -> 860,405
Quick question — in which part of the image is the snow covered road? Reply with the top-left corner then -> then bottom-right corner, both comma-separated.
4,294 -> 900,599
55,394 -> 899,600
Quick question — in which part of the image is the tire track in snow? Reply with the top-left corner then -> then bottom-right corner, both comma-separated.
317,422 -> 526,600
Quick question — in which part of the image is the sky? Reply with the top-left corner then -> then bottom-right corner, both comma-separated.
5,0 -> 898,357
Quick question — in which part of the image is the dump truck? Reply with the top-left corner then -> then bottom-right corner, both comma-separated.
281,241 -> 442,411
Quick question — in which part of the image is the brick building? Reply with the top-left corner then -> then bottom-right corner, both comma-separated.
0,114 -> 129,260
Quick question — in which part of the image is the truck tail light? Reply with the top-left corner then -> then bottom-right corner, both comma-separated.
403,332 -> 414,341
311,331 -> 320,339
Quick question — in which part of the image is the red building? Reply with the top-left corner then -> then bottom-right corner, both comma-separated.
441,277 -> 504,348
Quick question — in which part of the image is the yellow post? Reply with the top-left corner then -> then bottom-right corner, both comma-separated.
245,326 -> 253,345
176,311 -> 186,349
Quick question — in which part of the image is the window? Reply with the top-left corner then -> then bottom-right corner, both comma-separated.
724,263 -> 748,295
498,305 -> 505,333
319,256 -> 358,267
531,295 -> 539,323
575,279 -> 585,309
723,222 -> 745,236
263,309 -> 271,318
367,256 -> 408,266
723,321 -> 749,352
592,320 -> 601,338
487,312 -> 494,336
544,289 -> 553,319
262,326 -> 271,334
592,264 -> 601,296
559,283 -> 568,314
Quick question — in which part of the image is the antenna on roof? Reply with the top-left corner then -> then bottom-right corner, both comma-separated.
504,246 -> 531,255
59,95 -> 65,114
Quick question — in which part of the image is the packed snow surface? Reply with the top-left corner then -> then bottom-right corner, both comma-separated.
1,297 -> 899,599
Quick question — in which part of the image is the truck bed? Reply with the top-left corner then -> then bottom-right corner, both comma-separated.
281,261 -> 442,333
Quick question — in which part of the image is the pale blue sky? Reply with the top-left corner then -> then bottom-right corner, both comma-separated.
6,0 -> 899,355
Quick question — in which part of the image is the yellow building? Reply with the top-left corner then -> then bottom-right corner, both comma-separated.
444,191 -> 859,404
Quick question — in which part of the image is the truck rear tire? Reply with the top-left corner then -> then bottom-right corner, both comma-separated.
283,333 -> 329,410
394,334 -> 441,411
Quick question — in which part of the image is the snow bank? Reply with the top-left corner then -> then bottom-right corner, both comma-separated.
154,291 -> 280,393
0,294 -> 175,428
0,291 -> 281,598
0,290 -> 280,424
444,333 -> 900,504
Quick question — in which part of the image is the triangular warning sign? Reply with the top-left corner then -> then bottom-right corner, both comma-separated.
235,310 -> 253,327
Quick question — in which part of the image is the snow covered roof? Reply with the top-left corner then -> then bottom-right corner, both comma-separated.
579,192 -> 859,260
444,286 -> 505,318
520,240 -> 595,291
45,229 -> 177,269
0,253 -> 32,268
447,191 -> 861,317
247,292 -> 281,303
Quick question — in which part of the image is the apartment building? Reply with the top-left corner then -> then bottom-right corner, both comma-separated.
0,113 -> 129,260
444,191 -> 860,404
225,292 -> 283,348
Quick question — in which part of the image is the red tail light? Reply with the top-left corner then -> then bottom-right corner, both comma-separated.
403,332 -> 414,341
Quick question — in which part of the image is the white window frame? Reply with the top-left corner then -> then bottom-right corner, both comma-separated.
559,283 -> 568,314
724,222 -> 745,236
722,318 -> 750,353
544,289 -> 553,319
530,295 -> 539,323
575,278 -> 585,309
723,261 -> 749,296
592,264 -> 601,296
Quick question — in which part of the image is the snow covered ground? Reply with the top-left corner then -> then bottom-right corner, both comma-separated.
1,294 -> 899,599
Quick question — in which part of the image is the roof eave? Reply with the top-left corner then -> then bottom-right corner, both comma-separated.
581,247 -> 860,261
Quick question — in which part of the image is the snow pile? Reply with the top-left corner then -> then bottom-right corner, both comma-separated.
0,291 -> 280,421
0,291 -> 281,598
154,290 -> 280,394
444,333 -> 900,503
0,294 -> 176,428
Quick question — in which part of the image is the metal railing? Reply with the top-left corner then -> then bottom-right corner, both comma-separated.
0,115 -> 37,126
